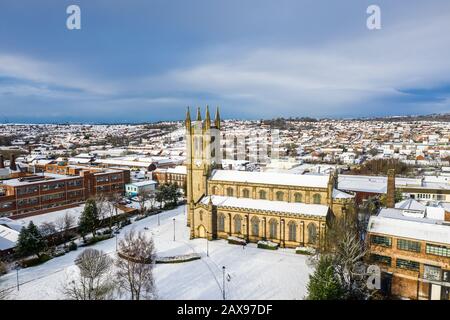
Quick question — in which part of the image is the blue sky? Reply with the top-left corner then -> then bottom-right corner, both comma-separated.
0,0 -> 449,123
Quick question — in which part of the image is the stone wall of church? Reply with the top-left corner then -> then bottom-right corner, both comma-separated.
191,204 -> 328,249
208,181 -> 329,205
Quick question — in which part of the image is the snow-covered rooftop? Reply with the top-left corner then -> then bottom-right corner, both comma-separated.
0,224 -> 19,251
368,208 -> 450,245
210,170 -> 329,188
201,195 -> 329,217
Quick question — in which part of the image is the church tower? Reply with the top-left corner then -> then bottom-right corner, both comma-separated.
185,106 -> 221,228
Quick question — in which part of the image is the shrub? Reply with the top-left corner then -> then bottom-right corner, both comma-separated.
19,254 -> 52,268
120,219 -> 131,228
257,240 -> 279,250
67,241 -> 78,252
82,234 -> 113,247
295,246 -> 316,255
0,261 -> 7,275
227,236 -> 247,245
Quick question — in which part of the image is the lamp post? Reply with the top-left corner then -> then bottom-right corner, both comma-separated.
173,218 -> 176,241
115,233 -> 118,252
14,263 -> 20,291
222,266 -> 226,300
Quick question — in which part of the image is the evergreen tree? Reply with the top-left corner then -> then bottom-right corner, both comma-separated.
15,221 -> 47,258
168,183 -> 181,206
79,198 -> 100,238
307,255 -> 344,300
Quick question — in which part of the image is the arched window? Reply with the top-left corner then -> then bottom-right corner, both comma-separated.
307,223 -> 317,244
269,219 -> 278,239
251,216 -> 259,236
199,210 -> 203,221
226,187 -> 234,197
218,213 -> 225,232
276,191 -> 284,201
288,221 -> 297,241
233,215 -> 242,233
212,186 -> 218,195
259,190 -> 267,200
242,189 -> 250,198
313,194 -> 321,204
294,193 -> 302,203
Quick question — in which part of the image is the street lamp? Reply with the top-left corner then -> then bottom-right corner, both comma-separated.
14,263 -> 20,291
115,233 -> 118,252
173,218 -> 176,241
222,266 -> 226,300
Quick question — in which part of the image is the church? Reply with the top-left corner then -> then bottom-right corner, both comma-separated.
185,107 -> 356,249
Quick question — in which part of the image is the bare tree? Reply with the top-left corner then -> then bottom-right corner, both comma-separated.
95,194 -> 107,224
115,229 -> 156,300
63,249 -> 115,300
136,189 -> 152,216
105,192 -> 121,231
55,212 -> 75,241
320,217 -> 371,299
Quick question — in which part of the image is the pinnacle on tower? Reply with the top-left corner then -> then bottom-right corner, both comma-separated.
196,107 -> 202,121
214,106 -> 221,129
185,106 -> 191,130
205,105 -> 211,129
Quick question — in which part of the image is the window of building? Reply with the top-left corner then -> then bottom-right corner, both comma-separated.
294,193 -> 302,203
370,235 -> 392,247
288,221 -> 297,241
242,189 -> 250,198
67,179 -> 82,187
426,244 -> 450,258
312,194 -> 321,204
423,265 -> 442,281
396,259 -> 420,272
276,191 -> 284,201
212,186 -> 218,195
370,254 -> 392,266
307,223 -> 317,244
397,239 -> 421,253
233,215 -> 242,233
226,187 -> 234,197
251,217 -> 259,236
269,219 -> 277,239
218,213 -> 225,232
259,190 -> 266,200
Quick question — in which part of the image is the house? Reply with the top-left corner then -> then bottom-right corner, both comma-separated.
125,180 -> 157,197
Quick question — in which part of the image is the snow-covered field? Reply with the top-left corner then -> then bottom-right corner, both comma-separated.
0,206 -> 312,300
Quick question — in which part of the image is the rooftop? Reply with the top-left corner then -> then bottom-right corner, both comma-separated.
210,170 -> 329,188
200,195 -> 329,217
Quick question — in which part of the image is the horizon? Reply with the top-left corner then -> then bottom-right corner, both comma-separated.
1,1 -> 450,123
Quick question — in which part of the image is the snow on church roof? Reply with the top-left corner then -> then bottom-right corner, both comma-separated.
210,170 -> 329,188
201,195 -> 329,217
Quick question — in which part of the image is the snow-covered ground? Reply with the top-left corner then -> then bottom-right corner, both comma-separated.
0,205 -> 312,300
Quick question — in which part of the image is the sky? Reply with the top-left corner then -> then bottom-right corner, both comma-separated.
0,0 -> 449,123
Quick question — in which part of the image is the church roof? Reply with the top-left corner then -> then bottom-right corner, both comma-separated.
210,170 -> 329,189
201,195 -> 329,217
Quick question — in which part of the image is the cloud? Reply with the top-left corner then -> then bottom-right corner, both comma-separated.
136,8 -> 450,118
0,54 -> 117,96
0,1 -> 449,121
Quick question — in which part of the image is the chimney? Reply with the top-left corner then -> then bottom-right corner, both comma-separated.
0,155 -> 4,169
386,169 -> 396,208
10,154 -> 17,171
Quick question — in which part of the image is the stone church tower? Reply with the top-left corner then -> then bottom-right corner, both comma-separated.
185,106 -> 221,228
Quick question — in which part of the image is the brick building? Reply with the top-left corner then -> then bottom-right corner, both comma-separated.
367,203 -> 450,300
0,166 -> 130,219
